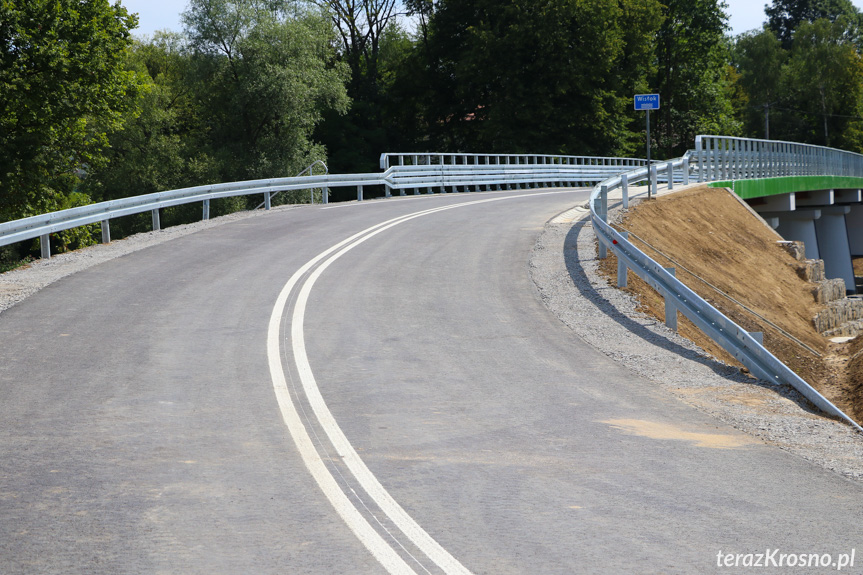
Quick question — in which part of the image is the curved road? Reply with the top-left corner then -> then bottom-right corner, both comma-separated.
1,189 -> 861,574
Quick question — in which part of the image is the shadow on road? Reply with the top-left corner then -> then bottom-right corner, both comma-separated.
562,219 -> 824,417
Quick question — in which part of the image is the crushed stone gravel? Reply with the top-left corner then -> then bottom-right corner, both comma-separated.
530,211 -> 863,482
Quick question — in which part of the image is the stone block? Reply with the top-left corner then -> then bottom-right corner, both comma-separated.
812,278 -> 845,304
797,259 -> 825,283
778,240 -> 806,261
814,297 -> 863,333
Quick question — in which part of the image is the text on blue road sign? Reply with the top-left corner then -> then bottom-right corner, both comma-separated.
634,94 -> 660,110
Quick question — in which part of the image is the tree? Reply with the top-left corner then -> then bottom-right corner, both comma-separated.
732,28 -> 786,138
81,1 -> 351,238
407,0 -> 664,156
81,33 -> 225,238
312,0 -> 400,98
0,0 -> 140,225
182,0 -> 350,183
784,17 -> 863,147
316,20 -> 414,181
404,0 -> 436,47
653,0 -> 739,157
766,0 -> 861,49
309,0 -> 408,177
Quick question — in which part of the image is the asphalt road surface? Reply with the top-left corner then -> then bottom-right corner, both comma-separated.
1,189 -> 861,574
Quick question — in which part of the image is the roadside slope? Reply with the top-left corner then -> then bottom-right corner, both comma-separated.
600,185 -> 860,424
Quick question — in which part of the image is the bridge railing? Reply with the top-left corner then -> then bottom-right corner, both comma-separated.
0,153 -> 646,259
380,152 -> 643,170
694,135 -> 863,182
590,136 -> 863,431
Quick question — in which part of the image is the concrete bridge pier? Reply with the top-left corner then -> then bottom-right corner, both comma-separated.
847,204 -> 863,256
749,186 -> 860,295
815,206 -> 855,294
771,209 -> 821,260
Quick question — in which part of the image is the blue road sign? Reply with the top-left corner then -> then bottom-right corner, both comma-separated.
634,94 -> 660,111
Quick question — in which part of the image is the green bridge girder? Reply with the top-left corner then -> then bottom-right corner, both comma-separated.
708,175 -> 863,200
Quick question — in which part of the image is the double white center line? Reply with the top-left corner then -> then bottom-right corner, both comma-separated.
267,192 -> 573,574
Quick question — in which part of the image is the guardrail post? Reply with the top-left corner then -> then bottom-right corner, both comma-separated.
265,192 -> 271,210
696,137 -> 704,182
649,164 -> 658,198
323,187 -> 329,204
385,184 -> 392,198
40,234 -> 50,259
750,332 -> 764,345
152,209 -> 161,231
101,220 -> 111,244
682,158 -> 689,185
203,199 -> 210,220
667,161 -> 674,190
621,174 -> 629,209
597,185 -> 609,259
664,267 -> 677,331
440,155 -> 446,193
599,185 -> 608,222
617,231 -> 629,288
506,156 -> 512,190
358,185 -> 364,202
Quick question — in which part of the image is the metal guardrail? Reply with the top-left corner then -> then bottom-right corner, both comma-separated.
382,153 -> 645,195
253,160 -> 330,209
694,135 -> 863,182
380,152 -> 644,170
0,153 -> 646,258
590,137 -> 863,432
0,172 -> 386,258
2,134 -> 858,429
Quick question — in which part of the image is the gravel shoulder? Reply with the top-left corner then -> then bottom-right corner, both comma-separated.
530,206 -> 863,482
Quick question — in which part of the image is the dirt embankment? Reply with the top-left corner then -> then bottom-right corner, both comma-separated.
598,185 -> 862,424
847,338 -> 863,422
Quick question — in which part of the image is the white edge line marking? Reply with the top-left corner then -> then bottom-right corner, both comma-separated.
270,191 -> 577,574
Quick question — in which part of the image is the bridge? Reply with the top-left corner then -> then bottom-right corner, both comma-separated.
1,136 -> 862,573
693,135 -> 863,295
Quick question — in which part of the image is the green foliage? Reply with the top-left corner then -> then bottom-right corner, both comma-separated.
785,18 -> 863,147
733,29 -> 785,122
182,0 -> 349,182
732,16 -> 863,150
311,0 -> 408,176
400,0 -> 664,157
653,0 -> 739,158
766,0 -> 862,48
82,1 -> 350,238
316,21 -> 413,177
0,0 -> 140,226
13,0 -> 863,251
84,34 -> 221,202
